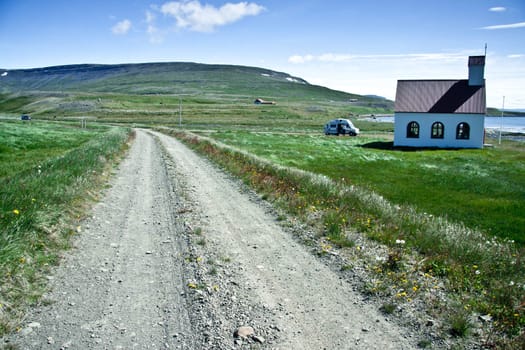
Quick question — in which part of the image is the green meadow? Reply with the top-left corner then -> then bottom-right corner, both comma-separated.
1,62 -> 524,345
0,121 -> 108,178
203,130 -> 525,244
0,120 -> 130,333
168,128 -> 525,343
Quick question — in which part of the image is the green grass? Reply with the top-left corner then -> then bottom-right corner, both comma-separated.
0,120 -> 130,335
203,131 -> 525,244
2,61 -> 524,346
0,120 -> 107,178
161,129 -> 525,345
4,92 -> 390,131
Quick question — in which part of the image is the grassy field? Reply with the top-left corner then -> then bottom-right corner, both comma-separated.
164,128 -> 525,345
0,120 -> 108,178
201,130 -> 525,244
0,62 -> 392,127
2,61 -> 524,345
0,120 -> 130,334
1,91 -> 391,130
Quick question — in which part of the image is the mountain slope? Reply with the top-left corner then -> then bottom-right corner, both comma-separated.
0,62 -> 394,126
0,62 -> 388,104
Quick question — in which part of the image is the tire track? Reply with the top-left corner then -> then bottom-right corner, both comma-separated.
154,130 -> 416,349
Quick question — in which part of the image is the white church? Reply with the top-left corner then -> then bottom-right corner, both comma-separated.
393,56 -> 487,149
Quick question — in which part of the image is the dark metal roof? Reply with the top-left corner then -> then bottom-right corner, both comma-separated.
394,79 -> 486,114
468,56 -> 485,66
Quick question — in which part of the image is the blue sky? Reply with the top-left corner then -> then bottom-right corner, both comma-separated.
1,0 -> 524,108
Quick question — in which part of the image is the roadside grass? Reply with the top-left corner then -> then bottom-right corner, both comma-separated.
205,131 -> 525,244
0,121 -> 131,335
0,121 -> 108,178
160,128 -> 525,347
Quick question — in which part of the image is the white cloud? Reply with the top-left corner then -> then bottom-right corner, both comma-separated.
146,10 -> 156,24
481,21 -> 525,30
147,25 -> 163,44
112,19 -> 132,35
288,54 -> 315,64
285,51 -> 525,108
144,10 -> 165,43
489,7 -> 506,12
288,52 -> 469,64
160,1 -> 265,32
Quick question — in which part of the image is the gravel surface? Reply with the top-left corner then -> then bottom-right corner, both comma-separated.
3,129 -> 417,349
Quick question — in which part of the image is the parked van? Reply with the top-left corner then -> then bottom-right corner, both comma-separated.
324,118 -> 359,136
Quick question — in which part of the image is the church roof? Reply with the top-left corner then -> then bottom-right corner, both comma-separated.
394,79 -> 486,114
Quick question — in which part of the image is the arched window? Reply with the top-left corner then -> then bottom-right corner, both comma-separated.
431,122 -> 444,139
456,122 -> 470,139
406,121 -> 419,138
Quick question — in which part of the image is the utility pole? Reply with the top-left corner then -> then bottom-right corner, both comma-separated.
179,97 -> 182,127
499,96 -> 505,145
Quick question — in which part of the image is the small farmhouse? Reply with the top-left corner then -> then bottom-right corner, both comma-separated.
254,98 -> 276,105
393,56 -> 486,149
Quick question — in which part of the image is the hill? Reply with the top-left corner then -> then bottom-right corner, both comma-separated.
0,62 -> 391,102
487,107 -> 525,117
0,62 -> 393,124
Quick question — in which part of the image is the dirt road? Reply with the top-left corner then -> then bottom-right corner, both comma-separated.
5,129 -> 415,349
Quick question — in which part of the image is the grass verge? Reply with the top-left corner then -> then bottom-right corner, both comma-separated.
205,131 -> 525,244
159,128 -> 524,348
0,121 -> 131,335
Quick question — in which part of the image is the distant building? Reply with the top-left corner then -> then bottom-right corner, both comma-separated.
393,56 -> 486,149
254,98 -> 276,105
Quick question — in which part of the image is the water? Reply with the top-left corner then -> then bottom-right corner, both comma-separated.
363,116 -> 525,134
485,116 -> 525,133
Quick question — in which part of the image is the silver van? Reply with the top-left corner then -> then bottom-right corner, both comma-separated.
324,118 -> 359,136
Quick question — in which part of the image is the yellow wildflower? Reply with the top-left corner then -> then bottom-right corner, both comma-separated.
396,291 -> 407,298
13,209 -> 20,215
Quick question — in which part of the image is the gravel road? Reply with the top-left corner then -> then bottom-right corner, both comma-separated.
4,129 -> 416,349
